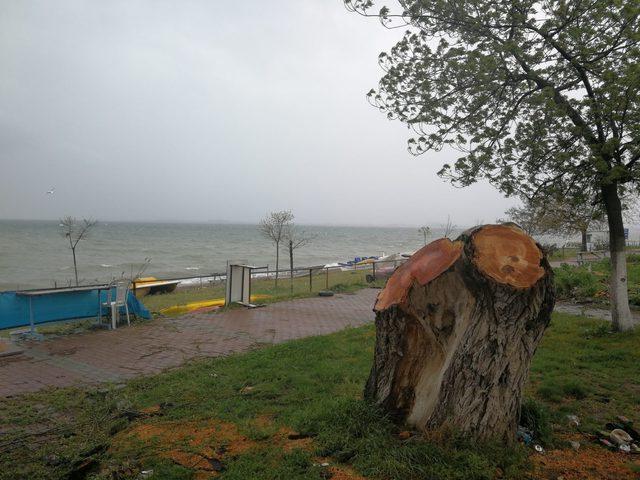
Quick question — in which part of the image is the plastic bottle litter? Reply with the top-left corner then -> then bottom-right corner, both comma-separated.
566,414 -> 580,428
516,426 -> 533,445
610,428 -> 633,446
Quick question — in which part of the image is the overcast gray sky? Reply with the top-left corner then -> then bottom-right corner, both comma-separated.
0,0 -> 516,227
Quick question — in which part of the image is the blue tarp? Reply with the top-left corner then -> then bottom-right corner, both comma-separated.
0,287 -> 151,330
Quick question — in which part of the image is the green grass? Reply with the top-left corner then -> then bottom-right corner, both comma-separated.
526,314 -> 640,435
1,312 -> 638,479
553,254 -> 640,305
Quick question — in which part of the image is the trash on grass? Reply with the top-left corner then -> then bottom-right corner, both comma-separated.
610,428 -> 633,446
516,426 -> 533,445
566,414 -> 580,428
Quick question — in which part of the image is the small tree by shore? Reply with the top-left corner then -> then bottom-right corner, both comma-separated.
59,216 -> 97,286
443,215 -> 456,239
418,225 -> 431,245
259,211 -> 294,289
284,224 -> 314,294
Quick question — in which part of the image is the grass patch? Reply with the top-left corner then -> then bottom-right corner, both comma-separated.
527,314 -> 640,435
1,313 -> 639,479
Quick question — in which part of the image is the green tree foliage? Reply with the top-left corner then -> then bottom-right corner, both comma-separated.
506,193 -> 605,250
346,0 -> 640,330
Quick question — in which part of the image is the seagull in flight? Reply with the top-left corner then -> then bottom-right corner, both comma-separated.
46,187 -> 55,195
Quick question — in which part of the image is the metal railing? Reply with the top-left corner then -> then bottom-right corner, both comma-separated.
2,258 -> 407,298
240,258 -> 407,293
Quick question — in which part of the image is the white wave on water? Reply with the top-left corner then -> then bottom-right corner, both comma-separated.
1,221 -> 454,289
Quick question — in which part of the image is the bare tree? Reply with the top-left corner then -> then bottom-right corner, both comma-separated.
284,225 -> 314,294
506,193 -> 607,252
59,216 -> 97,286
443,215 -> 456,239
418,226 -> 431,246
128,257 -> 152,281
258,210 -> 294,289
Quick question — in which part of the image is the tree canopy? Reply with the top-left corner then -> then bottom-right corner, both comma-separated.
346,0 -> 640,202
346,0 -> 640,331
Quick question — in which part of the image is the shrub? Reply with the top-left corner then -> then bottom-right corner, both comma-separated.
626,253 -> 640,263
630,291 -> 640,306
554,264 -> 603,299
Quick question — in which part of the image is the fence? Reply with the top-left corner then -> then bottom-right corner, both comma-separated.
238,258 -> 407,294
128,258 -> 407,299
95,259 -> 405,316
0,258 -> 406,329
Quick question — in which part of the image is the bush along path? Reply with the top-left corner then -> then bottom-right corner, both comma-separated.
554,254 -> 640,309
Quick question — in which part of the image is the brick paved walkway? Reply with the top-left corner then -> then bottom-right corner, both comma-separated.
0,289 -> 378,398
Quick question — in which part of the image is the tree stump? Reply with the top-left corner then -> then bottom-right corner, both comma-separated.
365,224 -> 555,443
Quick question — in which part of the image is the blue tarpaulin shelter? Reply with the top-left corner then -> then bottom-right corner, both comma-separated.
0,286 -> 151,330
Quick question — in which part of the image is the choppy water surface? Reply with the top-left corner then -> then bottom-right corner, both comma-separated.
0,221 -> 458,290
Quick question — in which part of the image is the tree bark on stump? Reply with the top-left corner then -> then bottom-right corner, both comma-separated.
365,224 -> 555,443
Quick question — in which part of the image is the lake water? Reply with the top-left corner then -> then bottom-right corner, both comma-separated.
0,220 -> 452,290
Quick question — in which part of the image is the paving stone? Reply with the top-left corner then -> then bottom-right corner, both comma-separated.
0,289 -> 378,397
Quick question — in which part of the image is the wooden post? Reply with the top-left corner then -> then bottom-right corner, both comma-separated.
309,269 -> 313,292
372,262 -> 376,281
325,267 -> 329,290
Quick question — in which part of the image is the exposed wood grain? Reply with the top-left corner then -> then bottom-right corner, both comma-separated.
366,225 -> 554,443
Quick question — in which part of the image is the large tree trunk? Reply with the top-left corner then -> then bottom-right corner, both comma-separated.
365,224 -> 555,443
602,183 -> 635,332
581,229 -> 588,252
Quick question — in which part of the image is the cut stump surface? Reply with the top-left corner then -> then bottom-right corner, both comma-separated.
366,224 -> 555,443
